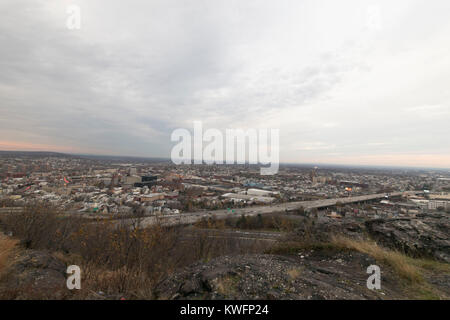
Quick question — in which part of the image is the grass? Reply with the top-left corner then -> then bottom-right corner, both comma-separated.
268,234 -> 450,299
0,234 -> 18,279
0,205 -> 270,299
331,236 -> 423,283
216,274 -> 240,297
287,268 -> 302,280
269,235 -> 447,284
1,205 -> 448,300
408,257 -> 450,274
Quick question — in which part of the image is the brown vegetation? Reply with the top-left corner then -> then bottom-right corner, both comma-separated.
1,205 -> 448,300
194,214 -> 299,232
0,204 -> 269,299
267,230 -> 450,299
0,234 -> 18,278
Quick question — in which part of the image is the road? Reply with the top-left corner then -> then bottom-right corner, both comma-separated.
139,191 -> 419,227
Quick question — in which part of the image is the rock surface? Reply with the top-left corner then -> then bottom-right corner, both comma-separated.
365,212 -> 450,262
157,212 -> 450,300
156,252 -> 406,300
294,212 -> 449,263
0,250 -> 68,299
1,212 -> 448,300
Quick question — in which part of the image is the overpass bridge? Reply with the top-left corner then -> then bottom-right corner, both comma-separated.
0,191 -> 420,227
140,191 -> 420,227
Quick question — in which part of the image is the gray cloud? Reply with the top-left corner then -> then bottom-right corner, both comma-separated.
0,0 -> 449,167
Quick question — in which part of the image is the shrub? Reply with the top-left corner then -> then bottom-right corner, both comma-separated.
0,205 -> 271,299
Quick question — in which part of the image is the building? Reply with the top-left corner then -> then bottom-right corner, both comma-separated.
134,175 -> 158,188
138,193 -> 165,203
428,200 -> 450,210
124,175 -> 142,185
221,193 -> 276,204
246,188 -> 277,197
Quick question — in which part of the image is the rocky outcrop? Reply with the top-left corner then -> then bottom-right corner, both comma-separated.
293,212 -> 449,263
0,250 -> 68,299
156,252 -> 406,300
365,212 -> 450,262
294,216 -> 365,242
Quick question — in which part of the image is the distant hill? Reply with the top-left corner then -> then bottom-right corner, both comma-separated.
74,154 -> 170,163
0,151 -> 72,158
0,151 -> 171,163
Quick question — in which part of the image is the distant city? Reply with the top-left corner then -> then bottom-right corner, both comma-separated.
1,0 -> 449,305
1,151 -> 449,219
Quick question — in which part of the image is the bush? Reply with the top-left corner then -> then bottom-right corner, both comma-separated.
195,214 -> 298,232
0,204 -> 84,251
0,204 -> 270,299
0,234 -> 18,278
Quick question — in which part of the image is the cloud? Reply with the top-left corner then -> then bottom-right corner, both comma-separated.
0,0 -> 449,167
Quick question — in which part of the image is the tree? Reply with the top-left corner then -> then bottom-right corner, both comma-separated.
295,206 -> 305,215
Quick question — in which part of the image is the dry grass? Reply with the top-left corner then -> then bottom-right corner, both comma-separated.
0,234 -> 18,278
69,264 -> 155,299
408,257 -> 450,274
331,236 -> 423,283
330,236 -> 450,294
269,234 -> 435,284
269,233 -> 449,299
3,205 -> 446,300
272,235 -> 447,285
0,205 -> 270,299
287,268 -> 302,281
216,275 -> 239,297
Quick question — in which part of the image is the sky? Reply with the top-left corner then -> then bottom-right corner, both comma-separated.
0,0 -> 449,168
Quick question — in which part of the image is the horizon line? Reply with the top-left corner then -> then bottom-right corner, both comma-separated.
1,149 -> 449,171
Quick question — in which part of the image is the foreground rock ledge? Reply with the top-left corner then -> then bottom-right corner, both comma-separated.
156,252 -> 411,300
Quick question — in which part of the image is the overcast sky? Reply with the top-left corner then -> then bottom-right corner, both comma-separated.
0,0 -> 449,168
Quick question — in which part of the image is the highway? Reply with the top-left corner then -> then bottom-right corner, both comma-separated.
139,191 -> 419,227
1,191 -> 418,227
